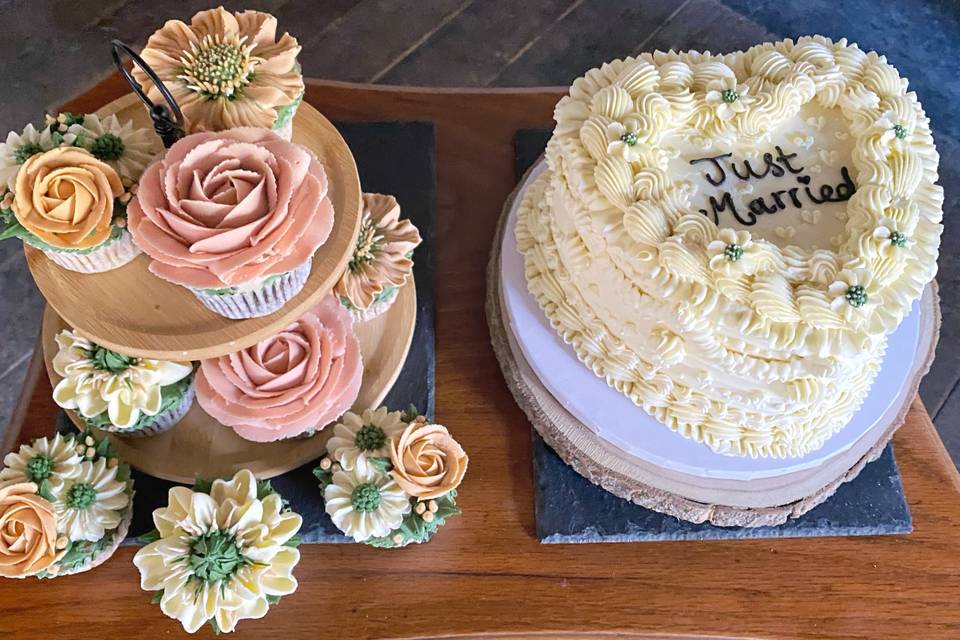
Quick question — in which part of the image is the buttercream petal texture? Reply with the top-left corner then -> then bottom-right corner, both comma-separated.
127,127 -> 334,289
196,295 -> 363,441
133,470 -> 302,634
133,7 -> 303,134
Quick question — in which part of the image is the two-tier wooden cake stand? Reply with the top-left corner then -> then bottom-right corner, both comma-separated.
29,93 -> 417,483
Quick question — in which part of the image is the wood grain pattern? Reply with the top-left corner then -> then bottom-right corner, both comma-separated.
39,275 -> 416,483
1,76 -> 959,640
25,94 -> 363,361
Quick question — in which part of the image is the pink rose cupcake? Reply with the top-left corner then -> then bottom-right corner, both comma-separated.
196,295 -> 363,441
127,127 -> 334,319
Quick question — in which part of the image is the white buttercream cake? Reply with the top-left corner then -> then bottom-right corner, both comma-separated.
515,36 -> 943,458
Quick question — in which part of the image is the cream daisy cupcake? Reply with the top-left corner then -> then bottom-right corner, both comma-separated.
0,112 -> 159,273
52,329 -> 195,437
335,193 -> 422,322
134,7 -> 304,140
314,406 -> 468,548
0,431 -> 134,578
134,470 -> 301,634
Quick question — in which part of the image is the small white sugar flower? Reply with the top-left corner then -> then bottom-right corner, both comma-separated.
828,268 -> 879,325
707,228 -> 756,275
325,407 -> 407,475
324,466 -> 411,543
605,116 -> 649,162
704,77 -> 753,121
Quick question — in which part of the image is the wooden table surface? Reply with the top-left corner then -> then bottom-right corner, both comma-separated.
1,77 -> 959,640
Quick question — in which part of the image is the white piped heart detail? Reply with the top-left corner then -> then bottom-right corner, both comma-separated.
775,226 -> 797,240
834,131 -> 849,140
818,150 -> 839,166
800,209 -> 822,225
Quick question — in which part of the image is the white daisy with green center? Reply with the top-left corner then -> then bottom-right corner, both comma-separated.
133,470 -> 302,634
67,113 -> 160,183
53,457 -> 130,542
0,432 -> 82,494
0,122 -> 56,192
324,466 -> 411,542
325,407 -> 407,475
704,76 -> 753,121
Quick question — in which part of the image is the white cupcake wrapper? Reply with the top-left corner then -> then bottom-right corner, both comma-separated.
192,259 -> 312,319
98,381 -> 196,438
348,287 -> 400,323
42,231 -> 140,273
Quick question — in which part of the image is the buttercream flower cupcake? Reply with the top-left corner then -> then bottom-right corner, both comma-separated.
134,469 -> 301,634
128,127 -> 334,319
52,329 -> 195,437
314,406 -> 467,547
0,112 -> 158,272
0,431 -> 134,578
335,193 -> 422,322
196,295 -> 362,441
134,7 -> 304,140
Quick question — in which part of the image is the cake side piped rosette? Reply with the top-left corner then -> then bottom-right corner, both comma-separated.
0,431 -> 134,579
335,193 -> 421,322
196,295 -> 363,442
134,7 -> 304,139
127,127 -> 334,319
0,112 -> 159,272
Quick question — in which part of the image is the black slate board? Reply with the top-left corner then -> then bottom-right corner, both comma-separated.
53,120 -> 437,545
515,128 -> 912,542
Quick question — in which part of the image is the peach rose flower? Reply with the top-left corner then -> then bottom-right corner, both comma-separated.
127,127 -> 333,289
0,482 -> 60,578
13,147 -> 123,250
197,295 -> 363,441
389,423 -> 468,499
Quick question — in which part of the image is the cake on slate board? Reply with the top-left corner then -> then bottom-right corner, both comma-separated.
515,37 -> 943,459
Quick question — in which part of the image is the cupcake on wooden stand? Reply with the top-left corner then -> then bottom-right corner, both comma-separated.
0,111 -> 159,272
127,127 -> 335,319
134,6 -> 304,140
335,193 -> 422,322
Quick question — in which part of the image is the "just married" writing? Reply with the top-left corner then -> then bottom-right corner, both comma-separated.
689,146 -> 856,226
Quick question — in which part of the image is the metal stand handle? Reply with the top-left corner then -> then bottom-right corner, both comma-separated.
111,40 -> 185,148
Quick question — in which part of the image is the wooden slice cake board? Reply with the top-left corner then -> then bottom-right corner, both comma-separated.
487,162 -> 941,528
26,93 -> 363,361
41,276 -> 416,483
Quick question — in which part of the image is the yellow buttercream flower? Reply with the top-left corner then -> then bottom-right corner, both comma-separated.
133,470 -> 301,634
51,329 -> 193,429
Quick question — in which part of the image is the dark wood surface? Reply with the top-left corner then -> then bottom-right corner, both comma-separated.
1,77 -> 959,640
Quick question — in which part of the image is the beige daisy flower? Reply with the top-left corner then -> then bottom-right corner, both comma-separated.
134,7 -> 304,133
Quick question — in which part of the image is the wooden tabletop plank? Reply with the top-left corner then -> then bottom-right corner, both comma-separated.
1,76 -> 958,640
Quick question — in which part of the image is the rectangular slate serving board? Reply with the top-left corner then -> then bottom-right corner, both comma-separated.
515,128 -> 912,543
58,120 -> 438,545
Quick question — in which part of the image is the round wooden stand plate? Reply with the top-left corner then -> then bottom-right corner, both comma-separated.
487,160 -> 941,527
41,278 -> 416,483
26,93 -> 363,361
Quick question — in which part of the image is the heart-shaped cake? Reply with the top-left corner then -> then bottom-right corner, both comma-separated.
516,36 -> 943,457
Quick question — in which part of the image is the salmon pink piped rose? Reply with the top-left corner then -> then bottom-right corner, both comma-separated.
196,295 -> 363,442
127,127 -> 334,319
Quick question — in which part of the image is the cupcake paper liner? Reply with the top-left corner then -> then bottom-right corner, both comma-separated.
42,231 -> 141,273
192,258 -> 312,319
96,380 -> 196,438
274,116 -> 294,141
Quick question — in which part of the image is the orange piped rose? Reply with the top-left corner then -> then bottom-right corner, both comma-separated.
13,147 -> 123,250
0,482 -> 60,578
388,423 -> 468,500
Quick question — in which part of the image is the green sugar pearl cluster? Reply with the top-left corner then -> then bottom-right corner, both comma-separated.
721,88 -> 740,103
354,424 -> 387,452
619,131 -> 639,146
890,230 -> 908,247
351,483 -> 382,513
724,243 -> 744,263
845,285 -> 869,308
892,123 -> 908,140
66,483 -> 97,510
